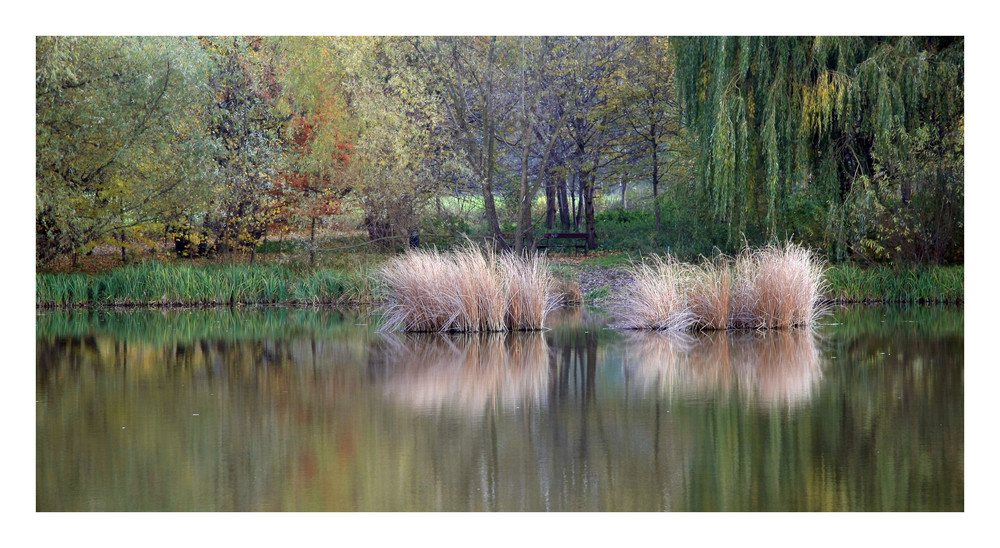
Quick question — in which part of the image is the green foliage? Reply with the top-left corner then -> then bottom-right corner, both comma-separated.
672,37 -> 963,262
256,239 -> 299,254
593,207 -> 660,251
36,36 -> 219,265
594,194 -> 735,260
827,120 -> 964,264
201,37 -> 288,253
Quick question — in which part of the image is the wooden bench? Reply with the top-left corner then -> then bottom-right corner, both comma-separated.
535,233 -> 589,255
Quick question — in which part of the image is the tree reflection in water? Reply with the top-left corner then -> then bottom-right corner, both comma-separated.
37,306 -> 961,511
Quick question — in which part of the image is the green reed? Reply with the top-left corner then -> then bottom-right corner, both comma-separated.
824,264 -> 963,303
36,261 -> 373,307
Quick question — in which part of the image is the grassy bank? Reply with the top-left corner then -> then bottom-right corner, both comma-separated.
35,254 -> 964,309
824,264 -> 963,304
36,261 -> 377,307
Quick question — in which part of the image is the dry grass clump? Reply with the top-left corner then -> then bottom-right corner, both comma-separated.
499,252 -> 560,330
615,255 -> 694,330
687,256 -> 733,330
618,242 -> 825,331
731,243 -> 827,329
379,243 -> 557,332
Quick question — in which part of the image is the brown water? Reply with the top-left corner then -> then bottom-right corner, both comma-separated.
35,305 -> 963,511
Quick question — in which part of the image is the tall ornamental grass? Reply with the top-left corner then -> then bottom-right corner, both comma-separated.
731,243 -> 826,329
615,255 -> 693,330
378,244 -> 558,332
617,242 -> 826,331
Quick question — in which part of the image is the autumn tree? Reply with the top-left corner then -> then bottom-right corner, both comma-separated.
201,36 -> 288,259
273,37 -> 356,263
270,114 -> 352,264
36,36 -> 218,266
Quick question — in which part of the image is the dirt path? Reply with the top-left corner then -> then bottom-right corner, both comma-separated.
578,265 -> 634,299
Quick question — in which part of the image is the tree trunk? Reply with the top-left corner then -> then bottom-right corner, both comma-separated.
514,127 -> 533,255
310,217 -> 316,266
482,176 -> 506,251
584,172 -> 597,249
120,230 -> 126,264
558,174 -> 570,230
481,111 -> 507,251
545,171 -> 556,229
575,173 -> 584,231
652,131 -> 661,231
620,174 -> 628,209
569,173 -> 577,229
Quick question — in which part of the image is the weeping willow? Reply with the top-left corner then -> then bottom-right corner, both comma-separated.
672,37 -> 963,252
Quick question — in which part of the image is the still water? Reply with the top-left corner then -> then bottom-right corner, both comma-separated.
36,305 -> 963,511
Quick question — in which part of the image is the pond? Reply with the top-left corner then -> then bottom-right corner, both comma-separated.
35,304 -> 963,511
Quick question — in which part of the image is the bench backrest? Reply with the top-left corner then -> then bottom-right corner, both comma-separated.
542,233 -> 587,239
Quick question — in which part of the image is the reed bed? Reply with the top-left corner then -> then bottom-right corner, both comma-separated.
824,263 -> 963,303
616,242 -> 826,331
378,244 -> 557,332
36,262 -> 367,307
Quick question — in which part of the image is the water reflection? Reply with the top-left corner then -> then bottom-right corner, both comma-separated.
371,327 -> 824,415
371,332 -> 550,414
36,306 -> 962,511
623,329 -> 822,408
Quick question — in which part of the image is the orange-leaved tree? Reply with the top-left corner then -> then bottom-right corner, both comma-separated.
272,111 -> 354,264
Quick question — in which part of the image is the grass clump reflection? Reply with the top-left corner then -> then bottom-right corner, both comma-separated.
373,332 -> 550,414
623,329 -> 823,408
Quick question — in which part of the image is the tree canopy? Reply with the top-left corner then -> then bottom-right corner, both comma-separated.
672,36 -> 963,261
36,36 -> 964,267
